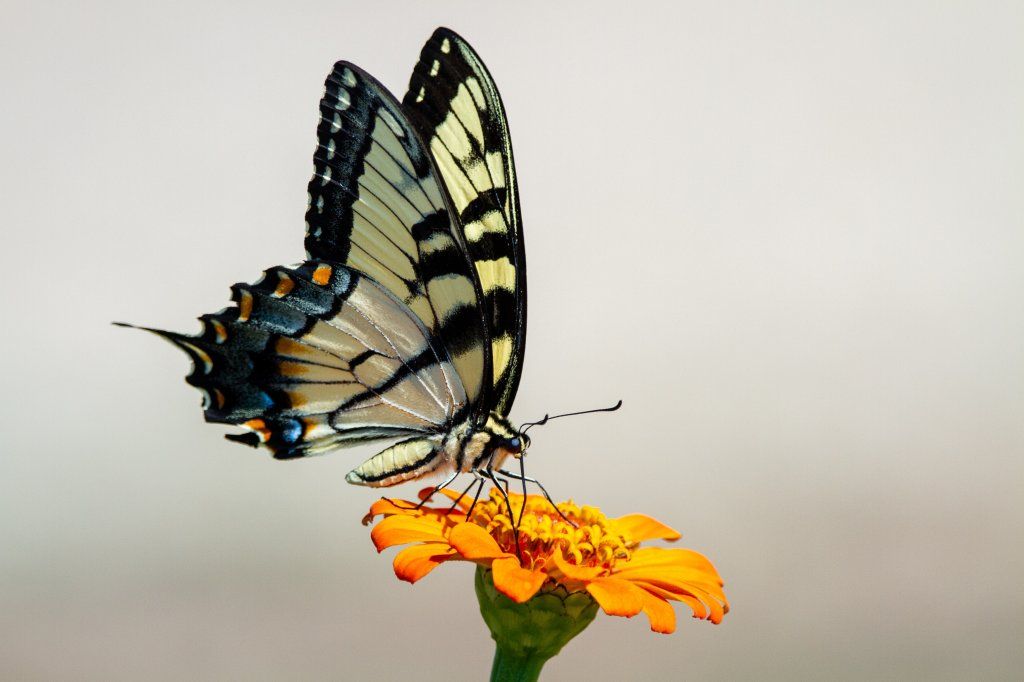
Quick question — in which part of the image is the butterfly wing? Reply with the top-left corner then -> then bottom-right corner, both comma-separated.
119,262 -> 467,459
304,61 -> 492,412
402,27 -> 527,416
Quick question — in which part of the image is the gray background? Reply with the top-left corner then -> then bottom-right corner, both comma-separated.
2,1 -> 1022,679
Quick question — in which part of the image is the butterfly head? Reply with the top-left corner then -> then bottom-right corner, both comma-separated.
481,412 -> 529,459
509,432 -> 531,455
496,431 -> 530,460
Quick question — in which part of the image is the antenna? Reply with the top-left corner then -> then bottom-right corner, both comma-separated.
520,399 -> 622,434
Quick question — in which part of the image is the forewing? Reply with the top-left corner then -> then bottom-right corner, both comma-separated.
120,262 -> 467,459
304,61 -> 490,410
402,27 -> 526,416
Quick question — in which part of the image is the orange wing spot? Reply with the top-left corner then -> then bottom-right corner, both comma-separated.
275,337 -> 306,356
312,264 -> 333,285
286,390 -> 310,409
302,417 -> 321,438
273,273 -> 294,298
210,319 -> 227,343
213,388 -> 226,409
278,360 -> 309,377
272,333 -> 311,356
243,418 -> 271,443
238,290 -> 253,321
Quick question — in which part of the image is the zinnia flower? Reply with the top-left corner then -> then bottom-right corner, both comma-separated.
364,487 -> 728,636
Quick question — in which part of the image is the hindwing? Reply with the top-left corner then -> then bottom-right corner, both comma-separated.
403,27 -> 527,416
119,262 -> 467,459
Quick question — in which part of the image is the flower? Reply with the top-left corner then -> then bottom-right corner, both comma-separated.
364,487 -> 728,634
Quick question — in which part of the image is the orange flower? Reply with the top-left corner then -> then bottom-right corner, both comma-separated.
364,487 -> 728,634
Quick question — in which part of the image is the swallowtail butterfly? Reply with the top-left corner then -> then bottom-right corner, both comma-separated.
123,28 -> 537,490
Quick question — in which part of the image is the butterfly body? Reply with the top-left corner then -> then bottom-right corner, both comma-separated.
345,412 -> 526,487
125,29 -> 533,489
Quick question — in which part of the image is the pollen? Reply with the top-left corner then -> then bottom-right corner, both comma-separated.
468,490 -> 632,572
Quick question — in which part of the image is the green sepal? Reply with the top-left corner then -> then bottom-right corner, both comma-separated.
475,566 -> 599,681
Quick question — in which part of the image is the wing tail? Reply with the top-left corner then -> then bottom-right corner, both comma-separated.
118,262 -> 467,459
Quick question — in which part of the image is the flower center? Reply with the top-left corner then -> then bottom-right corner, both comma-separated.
467,489 -> 633,572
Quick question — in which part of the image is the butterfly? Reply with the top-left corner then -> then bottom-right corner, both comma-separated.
121,28 -> 546,498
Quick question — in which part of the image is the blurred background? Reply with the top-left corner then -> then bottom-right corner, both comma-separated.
2,1 -> 1021,679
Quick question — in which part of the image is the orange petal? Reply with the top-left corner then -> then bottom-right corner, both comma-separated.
611,549 -> 725,598
610,514 -> 681,543
679,595 -> 712,620
700,593 -> 727,624
393,543 -> 458,583
630,579 -> 727,623
638,588 -> 677,634
492,556 -> 547,603
619,547 -> 722,580
634,568 -> 727,599
614,568 -> 725,599
448,523 -> 511,560
613,563 -> 728,610
363,497 -> 420,525
631,580 -> 705,616
676,594 -> 710,621
552,547 -> 605,581
586,577 -> 645,617
704,592 -> 728,623
370,515 -> 447,552
431,487 -> 476,512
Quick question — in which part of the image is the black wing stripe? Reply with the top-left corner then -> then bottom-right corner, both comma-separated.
408,47 -> 508,223
403,28 -> 526,416
460,190 -> 508,227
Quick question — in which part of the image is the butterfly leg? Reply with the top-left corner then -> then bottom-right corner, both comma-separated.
496,468 -> 577,528
492,473 -> 511,495
447,475 -> 483,516
482,454 -> 516,520
478,468 -> 522,560
383,469 -> 461,512
416,470 -> 461,510
479,455 -> 526,527
516,456 -> 527,526
462,475 -> 488,519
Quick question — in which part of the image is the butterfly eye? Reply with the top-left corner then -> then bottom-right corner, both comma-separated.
507,437 -> 522,452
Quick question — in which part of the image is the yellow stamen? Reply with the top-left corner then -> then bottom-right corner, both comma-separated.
468,489 -> 633,572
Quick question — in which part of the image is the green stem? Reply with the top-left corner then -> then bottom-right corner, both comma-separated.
489,645 -> 550,682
